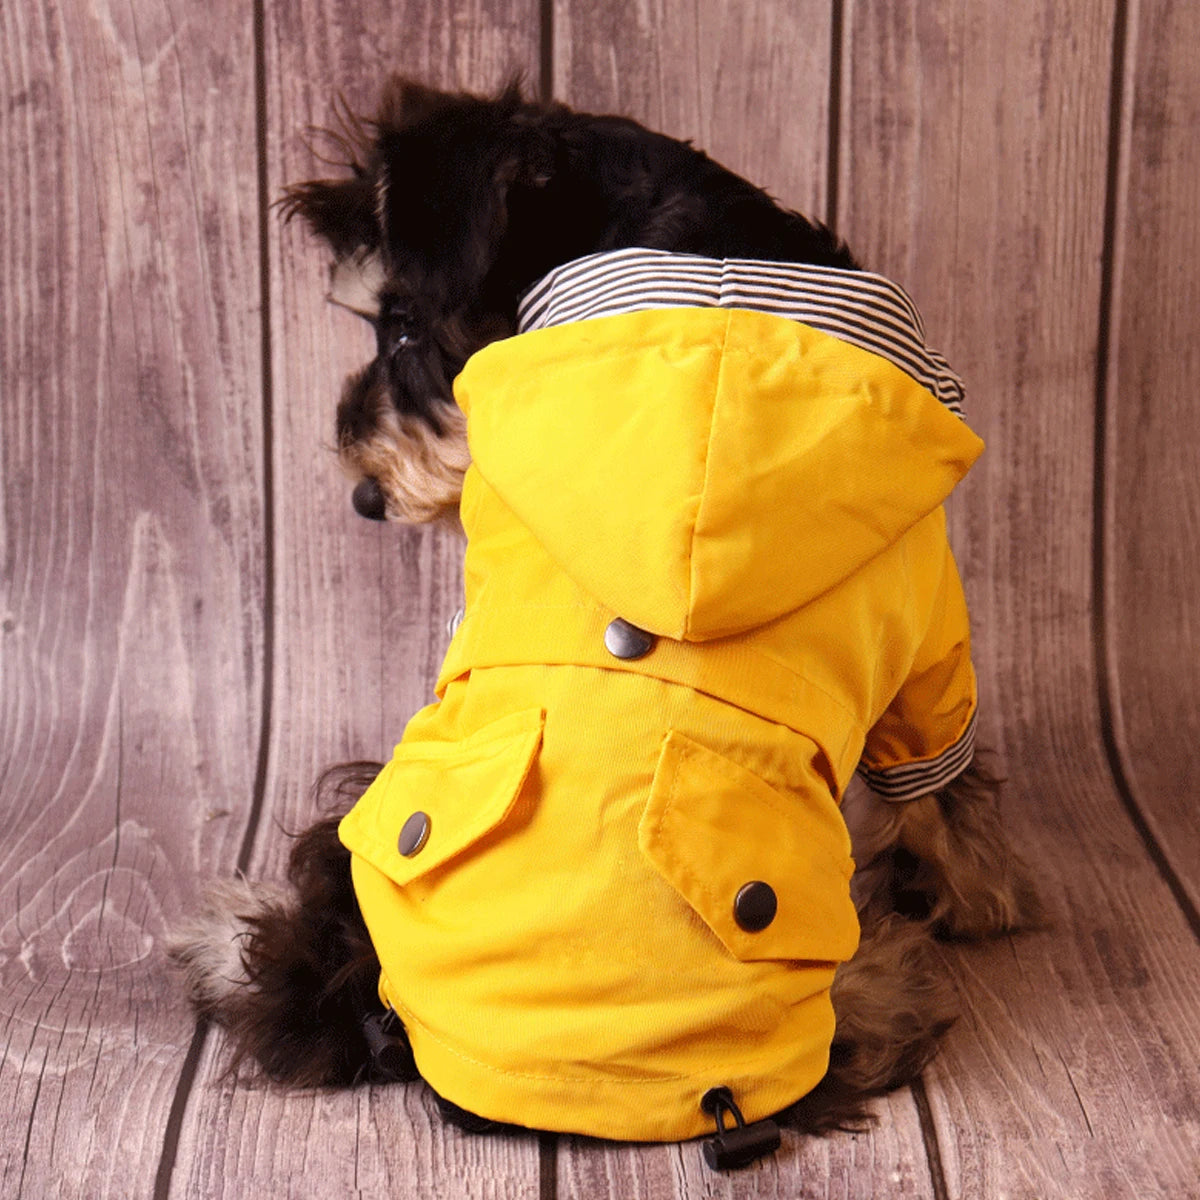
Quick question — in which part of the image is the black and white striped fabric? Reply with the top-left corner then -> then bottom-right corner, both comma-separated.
517,247 -> 966,418
857,710 -> 978,802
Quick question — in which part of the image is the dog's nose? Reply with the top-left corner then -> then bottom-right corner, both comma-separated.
352,477 -> 388,521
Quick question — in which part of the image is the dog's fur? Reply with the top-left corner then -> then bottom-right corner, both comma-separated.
170,78 -> 1042,1140
284,77 -> 855,524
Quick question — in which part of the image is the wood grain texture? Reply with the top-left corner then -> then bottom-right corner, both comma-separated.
553,0 -> 834,220
840,3 -> 1200,1196
558,1092 -> 937,1200
4,0 -> 1199,1196
181,1073 -> 543,1199
1105,0 -> 1200,913
0,0 -> 262,1195
550,1 -> 938,1193
166,3 -> 545,1195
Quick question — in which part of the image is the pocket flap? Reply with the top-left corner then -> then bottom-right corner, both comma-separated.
338,708 -> 545,886
638,731 -> 859,963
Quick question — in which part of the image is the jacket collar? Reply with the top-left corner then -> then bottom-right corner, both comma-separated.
517,248 -> 966,419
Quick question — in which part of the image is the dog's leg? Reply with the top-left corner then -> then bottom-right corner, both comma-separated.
781,911 -> 957,1132
892,760 -> 1043,939
844,756 -> 1043,941
167,767 -> 396,1087
785,756 -> 1043,1132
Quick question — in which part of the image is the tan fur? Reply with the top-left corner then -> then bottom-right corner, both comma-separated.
828,912 -> 958,1094
165,878 -> 290,1010
814,762 -> 1042,1115
339,402 -> 470,525
327,250 -> 385,320
844,761 -> 1043,940
892,783 -> 1045,939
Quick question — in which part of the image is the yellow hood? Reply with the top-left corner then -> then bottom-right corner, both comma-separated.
455,306 -> 983,641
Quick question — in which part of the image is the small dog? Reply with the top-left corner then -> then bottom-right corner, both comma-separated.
170,78 -> 1040,1160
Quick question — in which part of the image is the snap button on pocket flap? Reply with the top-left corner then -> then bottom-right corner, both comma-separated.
638,731 -> 859,964
339,708 -> 545,886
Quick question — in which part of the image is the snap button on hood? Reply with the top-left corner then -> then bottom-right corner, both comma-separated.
604,617 -> 657,659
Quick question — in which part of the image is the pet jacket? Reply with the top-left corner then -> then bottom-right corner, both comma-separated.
339,249 -> 986,1142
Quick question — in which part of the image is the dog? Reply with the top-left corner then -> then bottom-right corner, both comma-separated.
169,78 -> 1041,1163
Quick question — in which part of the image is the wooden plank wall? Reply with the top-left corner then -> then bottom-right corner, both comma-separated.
2,1 -> 1197,1197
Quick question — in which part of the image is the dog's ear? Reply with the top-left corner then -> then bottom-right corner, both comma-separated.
371,77 -> 554,307
483,75 -> 556,192
280,172 -> 379,261
375,76 -> 456,130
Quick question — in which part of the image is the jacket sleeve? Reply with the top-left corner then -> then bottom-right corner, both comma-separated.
857,539 -> 978,802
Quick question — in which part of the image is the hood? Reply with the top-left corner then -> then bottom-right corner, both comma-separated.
454,304 -> 983,642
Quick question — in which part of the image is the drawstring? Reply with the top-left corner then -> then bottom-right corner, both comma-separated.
358,1013 -> 780,1169
700,1087 -> 781,1170
359,1009 -> 418,1083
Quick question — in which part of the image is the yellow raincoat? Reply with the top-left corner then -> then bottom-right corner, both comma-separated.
339,297 -> 984,1142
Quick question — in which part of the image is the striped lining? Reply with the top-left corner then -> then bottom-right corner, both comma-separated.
856,710 -> 978,802
517,248 -> 966,418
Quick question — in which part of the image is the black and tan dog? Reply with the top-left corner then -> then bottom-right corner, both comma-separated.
170,78 -> 1040,1159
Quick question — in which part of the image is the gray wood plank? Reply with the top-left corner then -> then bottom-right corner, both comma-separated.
168,4 -> 546,1196
0,0 -> 264,1196
555,0 -> 833,220
550,1 -> 939,1193
558,1092 -> 936,1199
7,2 -> 1195,1198
840,4 -> 1200,1197
1105,0 -> 1200,915
182,1077 -> 543,1199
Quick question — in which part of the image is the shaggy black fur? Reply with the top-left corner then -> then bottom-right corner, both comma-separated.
280,77 -> 857,519
223,764 -> 391,1088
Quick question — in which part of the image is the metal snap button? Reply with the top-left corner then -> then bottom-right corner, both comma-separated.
733,881 -> 777,932
398,811 -> 431,857
604,617 -> 656,660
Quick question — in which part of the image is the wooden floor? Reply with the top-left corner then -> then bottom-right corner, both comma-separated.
3,1 -> 1199,1196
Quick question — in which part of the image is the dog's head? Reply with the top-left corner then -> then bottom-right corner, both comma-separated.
284,78 -> 855,524
282,79 -> 559,523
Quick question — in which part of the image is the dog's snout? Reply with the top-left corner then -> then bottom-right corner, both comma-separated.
352,477 -> 388,521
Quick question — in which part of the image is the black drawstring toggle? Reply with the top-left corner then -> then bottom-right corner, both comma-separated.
700,1087 -> 781,1170
360,1009 -> 418,1083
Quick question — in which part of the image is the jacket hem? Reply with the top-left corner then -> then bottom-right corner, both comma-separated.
384,981 -> 835,1142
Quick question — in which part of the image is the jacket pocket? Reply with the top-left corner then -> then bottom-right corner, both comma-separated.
338,707 -> 545,886
638,731 -> 859,964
